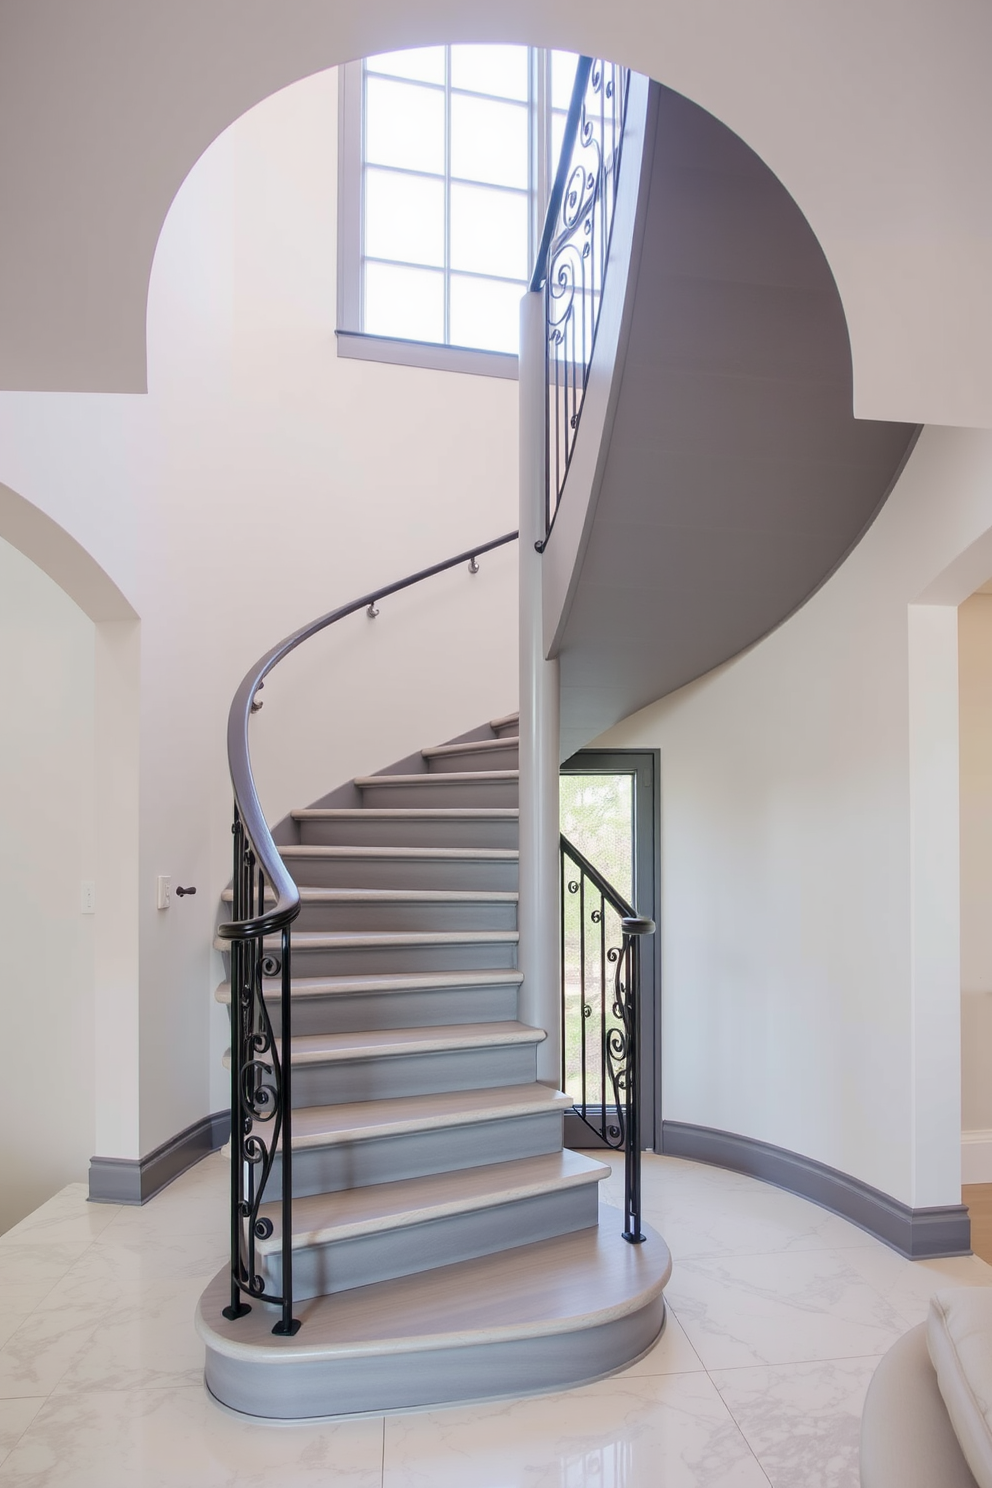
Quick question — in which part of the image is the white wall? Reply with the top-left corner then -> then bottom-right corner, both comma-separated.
0,538 -> 96,1231
959,592 -> 992,1175
594,427 -> 992,1210
3,2 -> 992,433
0,67 -> 519,1156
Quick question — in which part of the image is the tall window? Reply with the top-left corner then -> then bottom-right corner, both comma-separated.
337,46 -> 578,375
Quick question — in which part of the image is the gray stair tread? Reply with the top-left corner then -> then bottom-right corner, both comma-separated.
421,739 -> 517,759
268,929 -> 518,949
255,1150 -> 609,1253
488,711 -> 519,730
286,1082 -> 572,1149
354,771 -> 518,787
198,1216 -> 671,1357
214,967 -> 524,1006
286,1021 -> 544,1065
281,845 -> 518,861
291,809 -> 518,820
215,928 -> 521,953
222,886 -> 518,905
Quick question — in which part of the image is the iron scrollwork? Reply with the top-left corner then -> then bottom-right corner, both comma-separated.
560,832 -> 654,1243
222,810 -> 301,1336
537,58 -> 630,534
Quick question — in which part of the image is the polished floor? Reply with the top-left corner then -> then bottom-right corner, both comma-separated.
963,1183 -> 992,1265
0,1151 -> 988,1487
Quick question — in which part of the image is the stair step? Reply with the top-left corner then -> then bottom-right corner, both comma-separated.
250,928 -> 518,976
197,1216 -> 672,1417
222,885 -> 518,932
264,1082 -> 571,1197
489,710 -> 519,738
355,771 -> 518,809
280,843 -> 518,890
215,968 -> 523,1034
254,1150 -> 609,1301
257,1023 -> 544,1107
290,809 -> 519,850
422,738 -> 519,773
286,1021 -> 543,1065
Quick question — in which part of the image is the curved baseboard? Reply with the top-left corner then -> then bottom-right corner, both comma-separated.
661,1120 -> 970,1260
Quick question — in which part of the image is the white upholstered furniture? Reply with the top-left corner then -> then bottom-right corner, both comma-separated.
861,1288 -> 992,1488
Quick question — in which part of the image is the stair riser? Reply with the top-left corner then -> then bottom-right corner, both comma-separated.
266,1110 -> 564,1199
289,1044 -> 539,1109
290,901 -> 518,935
284,854 -> 518,891
492,722 -> 519,739
265,984 -> 520,1036
296,819 -> 519,849
262,1184 -> 600,1301
427,745 -> 519,773
203,1294 -> 666,1418
359,780 -> 518,809
284,941 -> 518,977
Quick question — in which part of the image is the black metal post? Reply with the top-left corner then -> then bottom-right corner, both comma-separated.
224,810 -> 251,1321
272,924 -> 300,1336
620,916 -> 654,1244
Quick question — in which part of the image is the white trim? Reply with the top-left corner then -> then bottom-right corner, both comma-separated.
962,1129 -> 992,1184
335,330 -> 518,380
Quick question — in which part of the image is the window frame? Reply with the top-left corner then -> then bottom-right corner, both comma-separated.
336,48 -> 563,380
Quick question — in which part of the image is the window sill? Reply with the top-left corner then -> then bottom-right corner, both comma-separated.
335,330 -> 519,381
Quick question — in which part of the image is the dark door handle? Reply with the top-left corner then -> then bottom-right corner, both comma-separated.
176,885 -> 197,897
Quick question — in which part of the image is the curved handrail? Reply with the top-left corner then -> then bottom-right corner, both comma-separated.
218,529 -> 519,941
530,57 -> 594,295
560,830 -> 636,921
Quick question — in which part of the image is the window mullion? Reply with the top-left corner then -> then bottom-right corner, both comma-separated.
444,46 -> 452,345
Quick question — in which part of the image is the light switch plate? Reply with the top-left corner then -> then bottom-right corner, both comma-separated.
81,880 -> 96,914
156,875 -> 171,910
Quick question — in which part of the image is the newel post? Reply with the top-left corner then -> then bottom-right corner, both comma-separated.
518,290 -> 561,1084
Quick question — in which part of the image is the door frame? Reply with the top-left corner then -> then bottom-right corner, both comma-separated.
559,747 -> 662,1152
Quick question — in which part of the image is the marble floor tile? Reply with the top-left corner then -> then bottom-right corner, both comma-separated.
839,1245 -> 992,1327
710,1356 -> 880,1488
382,1372 -> 772,1488
0,1187 -> 119,1252
0,1305 -> 103,1400
0,1246 -> 89,1314
0,1386 -> 386,1487
0,1400 -> 45,1471
48,1274 -> 210,1396
71,1228 -> 229,1287
666,1249 -> 912,1370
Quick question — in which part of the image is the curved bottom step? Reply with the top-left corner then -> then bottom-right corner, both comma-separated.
197,1209 -> 672,1419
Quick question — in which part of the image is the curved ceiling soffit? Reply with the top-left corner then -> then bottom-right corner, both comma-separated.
0,2 -> 877,399
0,482 -> 137,623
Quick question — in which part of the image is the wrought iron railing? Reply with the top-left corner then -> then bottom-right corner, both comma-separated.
217,530 -> 519,1334
560,832 -> 654,1242
531,56 -> 631,541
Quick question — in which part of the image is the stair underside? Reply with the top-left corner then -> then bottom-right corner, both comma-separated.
197,1214 -> 672,1418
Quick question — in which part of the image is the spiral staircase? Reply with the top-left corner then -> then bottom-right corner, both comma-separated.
197,712 -> 671,1418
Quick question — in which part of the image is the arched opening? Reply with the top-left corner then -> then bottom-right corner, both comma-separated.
0,482 -> 139,1228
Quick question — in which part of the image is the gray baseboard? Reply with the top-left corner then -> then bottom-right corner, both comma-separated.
89,1110 -> 230,1206
661,1120 -> 971,1260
